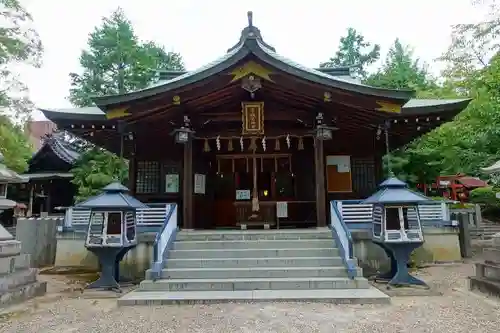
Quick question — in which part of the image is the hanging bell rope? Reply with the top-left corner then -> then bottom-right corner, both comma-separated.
227,139 -> 234,151
274,138 -> 280,151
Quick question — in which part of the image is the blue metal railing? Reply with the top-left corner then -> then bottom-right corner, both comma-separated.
329,201 -> 357,279
150,203 -> 178,281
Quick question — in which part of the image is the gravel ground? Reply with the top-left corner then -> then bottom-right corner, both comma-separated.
0,262 -> 499,333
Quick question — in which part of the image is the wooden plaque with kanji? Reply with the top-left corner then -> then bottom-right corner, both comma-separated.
241,102 -> 264,135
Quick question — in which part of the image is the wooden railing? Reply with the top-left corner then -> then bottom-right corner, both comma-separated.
333,200 -> 451,230
234,201 -> 316,228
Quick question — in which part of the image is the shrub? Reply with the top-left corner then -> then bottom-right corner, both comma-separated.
469,187 -> 499,207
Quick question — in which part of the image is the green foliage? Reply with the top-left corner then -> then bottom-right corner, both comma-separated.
469,187 -> 500,206
365,39 -> 435,91
68,7 -> 185,107
320,27 -> 380,78
0,0 -> 43,121
68,8 -> 186,200
71,148 -> 128,203
0,116 -> 32,173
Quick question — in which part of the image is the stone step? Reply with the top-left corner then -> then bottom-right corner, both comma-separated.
175,229 -> 332,241
118,288 -> 391,306
165,256 -> 344,269
0,254 -> 31,275
483,248 -> 500,265
0,268 -> 37,292
139,276 -> 369,292
172,239 -> 334,250
475,262 -> 500,282
168,247 -> 339,259
149,266 -> 354,280
469,276 -> 500,298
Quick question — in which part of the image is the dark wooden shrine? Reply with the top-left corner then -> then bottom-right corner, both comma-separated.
18,132 -> 79,216
39,12 -> 471,230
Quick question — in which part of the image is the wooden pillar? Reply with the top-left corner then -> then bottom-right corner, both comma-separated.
182,139 -> 194,229
128,157 -> 137,196
314,138 -> 327,227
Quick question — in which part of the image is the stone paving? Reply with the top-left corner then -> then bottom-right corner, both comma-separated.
0,262 -> 499,333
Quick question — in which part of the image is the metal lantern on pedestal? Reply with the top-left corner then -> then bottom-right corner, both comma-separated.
363,177 -> 430,288
77,182 -> 147,292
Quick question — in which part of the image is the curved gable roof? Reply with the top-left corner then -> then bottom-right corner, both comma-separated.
92,12 -> 415,108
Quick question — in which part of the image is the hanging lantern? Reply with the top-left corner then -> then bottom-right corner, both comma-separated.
298,137 -> 304,150
203,139 -> 210,152
262,137 -> 266,151
274,138 -> 280,151
240,137 -> 244,151
216,136 -> 221,151
315,124 -> 335,140
286,134 -> 291,149
170,115 -> 194,144
227,139 -> 234,151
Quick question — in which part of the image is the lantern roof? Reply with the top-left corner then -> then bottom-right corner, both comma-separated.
363,177 -> 431,205
75,182 -> 147,210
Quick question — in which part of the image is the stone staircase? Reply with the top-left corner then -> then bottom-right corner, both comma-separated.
118,228 -> 389,305
470,222 -> 500,240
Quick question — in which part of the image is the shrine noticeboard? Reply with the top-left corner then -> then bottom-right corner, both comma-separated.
242,102 -> 264,135
326,155 -> 353,193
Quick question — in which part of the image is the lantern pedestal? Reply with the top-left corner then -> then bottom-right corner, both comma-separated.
86,246 -> 135,292
114,246 -> 136,283
372,241 -> 429,289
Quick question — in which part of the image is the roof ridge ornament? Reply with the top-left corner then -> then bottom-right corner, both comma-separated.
227,12 -> 276,53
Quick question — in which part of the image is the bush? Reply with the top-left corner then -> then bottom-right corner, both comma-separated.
469,187 -> 500,207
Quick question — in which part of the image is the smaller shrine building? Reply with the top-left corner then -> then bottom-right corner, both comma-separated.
40,13 -> 471,230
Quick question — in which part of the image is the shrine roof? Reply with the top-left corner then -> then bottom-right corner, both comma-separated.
30,132 -> 80,165
38,98 -> 471,122
87,11 -> 415,107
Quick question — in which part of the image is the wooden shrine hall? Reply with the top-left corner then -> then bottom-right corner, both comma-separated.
40,12 -> 471,230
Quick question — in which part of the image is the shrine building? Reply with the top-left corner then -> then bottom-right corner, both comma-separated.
40,13 -> 471,231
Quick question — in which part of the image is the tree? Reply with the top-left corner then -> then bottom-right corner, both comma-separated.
0,116 -> 32,173
366,39 -> 435,91
71,148 -> 128,203
68,8 -> 185,107
0,0 -> 43,121
320,27 -> 380,78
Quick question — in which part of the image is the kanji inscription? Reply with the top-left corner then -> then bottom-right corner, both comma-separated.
242,102 -> 264,135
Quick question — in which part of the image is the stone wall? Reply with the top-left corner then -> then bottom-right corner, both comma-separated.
54,228 -> 461,279
55,232 -> 155,280
350,227 -> 461,275
15,217 -> 58,268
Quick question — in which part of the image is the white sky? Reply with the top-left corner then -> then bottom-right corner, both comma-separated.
17,0 -> 488,120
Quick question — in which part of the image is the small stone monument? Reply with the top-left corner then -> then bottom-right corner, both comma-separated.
0,225 -> 47,306
0,153 -> 46,306
469,232 -> 500,297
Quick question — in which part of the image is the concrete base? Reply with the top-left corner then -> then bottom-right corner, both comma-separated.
118,287 -> 390,306
469,276 -> 500,298
0,281 -> 47,307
